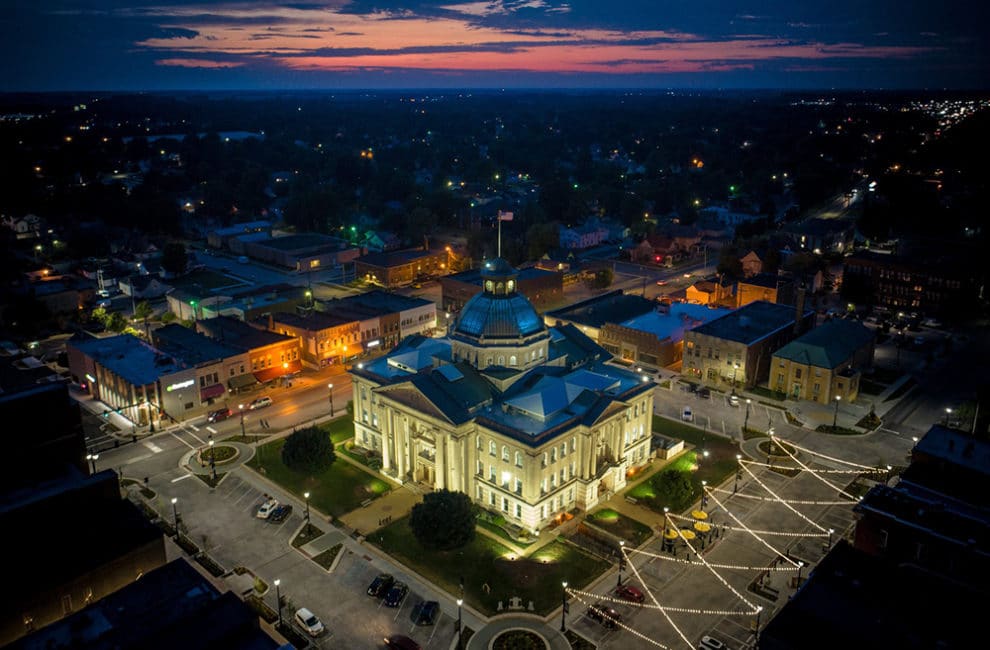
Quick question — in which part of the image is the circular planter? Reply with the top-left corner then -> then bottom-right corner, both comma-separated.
757,439 -> 797,459
197,444 -> 239,466
490,629 -> 549,650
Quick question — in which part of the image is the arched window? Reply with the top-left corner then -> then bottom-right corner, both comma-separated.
496,281 -> 504,294
498,355 -> 505,365
485,280 -> 494,292
509,355 -> 517,366
507,280 -> 515,292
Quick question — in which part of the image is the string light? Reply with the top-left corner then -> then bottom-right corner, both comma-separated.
567,589 -> 675,648
786,441 -> 887,471
735,465 -> 827,532
568,587 -> 759,616
668,513 -> 827,538
619,539 -> 696,649
768,442 -> 859,500
669,520 -> 761,611
709,486 -> 855,505
704,490 -> 801,567
627,546 -> 801,572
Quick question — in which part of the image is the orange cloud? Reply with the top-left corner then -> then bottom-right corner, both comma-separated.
156,58 -> 245,68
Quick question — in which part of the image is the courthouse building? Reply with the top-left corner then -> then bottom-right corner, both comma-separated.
350,259 -> 655,534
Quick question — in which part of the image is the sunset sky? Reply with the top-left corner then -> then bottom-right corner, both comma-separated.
3,1 -> 988,90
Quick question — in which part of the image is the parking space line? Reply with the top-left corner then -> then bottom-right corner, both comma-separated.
169,432 -> 196,450
170,473 -> 193,483
426,621 -> 438,645
188,423 -> 200,432
232,486 -> 254,505
206,426 -> 218,435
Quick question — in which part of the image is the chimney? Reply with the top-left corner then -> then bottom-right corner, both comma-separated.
793,283 -> 807,336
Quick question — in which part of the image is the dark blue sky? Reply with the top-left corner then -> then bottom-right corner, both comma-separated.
3,1 -> 988,91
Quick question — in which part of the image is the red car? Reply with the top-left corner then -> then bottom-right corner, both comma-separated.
207,407 -> 232,423
615,584 -> 645,603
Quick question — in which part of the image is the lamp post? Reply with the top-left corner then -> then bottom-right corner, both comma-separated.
274,579 -> 282,627
456,598 -> 463,649
701,480 -> 708,510
944,407 -> 952,426
662,507 -> 670,553
171,497 -> 179,537
732,362 -> 739,394
735,454 -> 743,493
833,395 -> 841,429
208,437 -> 216,481
238,404 -> 245,441
617,540 -> 625,586
796,561 -> 804,585
327,383 -> 334,417
560,581 -> 568,632
886,464 -> 893,484
304,491 -> 311,532
86,453 -> 99,474
744,398 -> 751,432
767,428 -> 775,468
828,528 -> 834,548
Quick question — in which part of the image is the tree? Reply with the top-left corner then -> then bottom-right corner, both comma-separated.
409,489 -> 476,551
134,300 -> 154,338
162,242 -> 188,276
281,426 -> 336,474
653,469 -> 694,507
589,267 -> 614,289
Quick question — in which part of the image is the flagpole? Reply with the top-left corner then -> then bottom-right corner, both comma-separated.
498,215 -> 502,258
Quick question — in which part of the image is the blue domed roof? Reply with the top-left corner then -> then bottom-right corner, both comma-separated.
453,258 -> 546,340
455,291 -> 544,338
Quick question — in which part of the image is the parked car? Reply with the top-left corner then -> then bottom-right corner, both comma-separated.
682,406 -> 693,422
256,498 -> 279,519
699,635 -> 727,650
269,504 -> 293,523
367,573 -> 395,598
207,407 -> 232,423
384,634 -> 422,650
728,394 -> 740,407
586,602 -> 622,629
615,584 -> 645,604
697,387 -> 712,399
294,608 -> 324,636
383,581 -> 409,608
249,396 -> 273,410
410,600 -> 440,626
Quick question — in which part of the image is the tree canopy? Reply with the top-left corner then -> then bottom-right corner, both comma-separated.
281,426 -> 336,475
409,489 -> 476,551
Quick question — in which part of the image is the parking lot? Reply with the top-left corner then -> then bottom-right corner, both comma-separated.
143,468 -> 460,649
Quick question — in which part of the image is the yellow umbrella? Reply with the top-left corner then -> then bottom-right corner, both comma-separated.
678,529 -> 696,540
694,521 -> 712,533
664,529 -> 679,540
691,510 -> 708,520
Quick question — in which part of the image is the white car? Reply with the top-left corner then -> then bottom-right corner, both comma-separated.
699,635 -> 727,650
294,607 -> 325,636
728,394 -> 740,407
256,498 -> 279,519
682,406 -> 693,422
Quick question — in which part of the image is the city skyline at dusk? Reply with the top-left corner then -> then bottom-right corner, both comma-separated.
3,0 -> 988,91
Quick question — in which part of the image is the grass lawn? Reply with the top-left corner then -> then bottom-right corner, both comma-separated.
628,417 -> 741,514
371,517 -> 609,616
586,508 -> 653,546
319,418 -> 354,444
313,544 -> 342,570
291,525 -> 325,548
247,439 -> 391,517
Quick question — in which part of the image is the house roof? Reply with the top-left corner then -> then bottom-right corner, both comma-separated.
545,290 -> 654,329
772,319 -> 874,369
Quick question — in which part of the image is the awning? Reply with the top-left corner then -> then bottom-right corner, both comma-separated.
200,383 -> 226,401
228,373 -> 259,390
253,359 -> 303,384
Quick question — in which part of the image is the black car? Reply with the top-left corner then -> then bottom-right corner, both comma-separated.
268,504 -> 293,523
367,573 -> 395,598
697,387 -> 712,399
410,600 -> 439,626
384,634 -> 421,650
586,602 -> 621,629
383,581 -> 409,608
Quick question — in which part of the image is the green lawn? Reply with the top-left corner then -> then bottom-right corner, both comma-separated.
247,439 -> 390,517
586,508 -> 653,546
318,418 -> 354,444
628,417 -> 740,514
371,518 -> 609,616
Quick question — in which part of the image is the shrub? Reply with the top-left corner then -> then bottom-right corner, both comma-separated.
409,489 -> 476,551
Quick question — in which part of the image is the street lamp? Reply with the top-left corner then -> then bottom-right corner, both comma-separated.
735,454 -> 743,493
701,480 -> 708,510
327,383 -> 334,417
828,528 -> 834,548
86,453 -> 99,474
767,428 -> 775,468
456,598 -> 463,649
208,438 -> 216,481
560,581 -> 568,632
732,362 -> 739,394
274,578 -> 283,627
833,395 -> 841,429
744,398 -> 751,432
304,491 -> 311,532
944,407 -> 952,426
617,540 -> 625,586
171,497 -> 179,537
662,506 -> 670,553
238,404 -> 245,441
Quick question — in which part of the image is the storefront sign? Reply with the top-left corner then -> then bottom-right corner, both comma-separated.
166,379 -> 195,392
